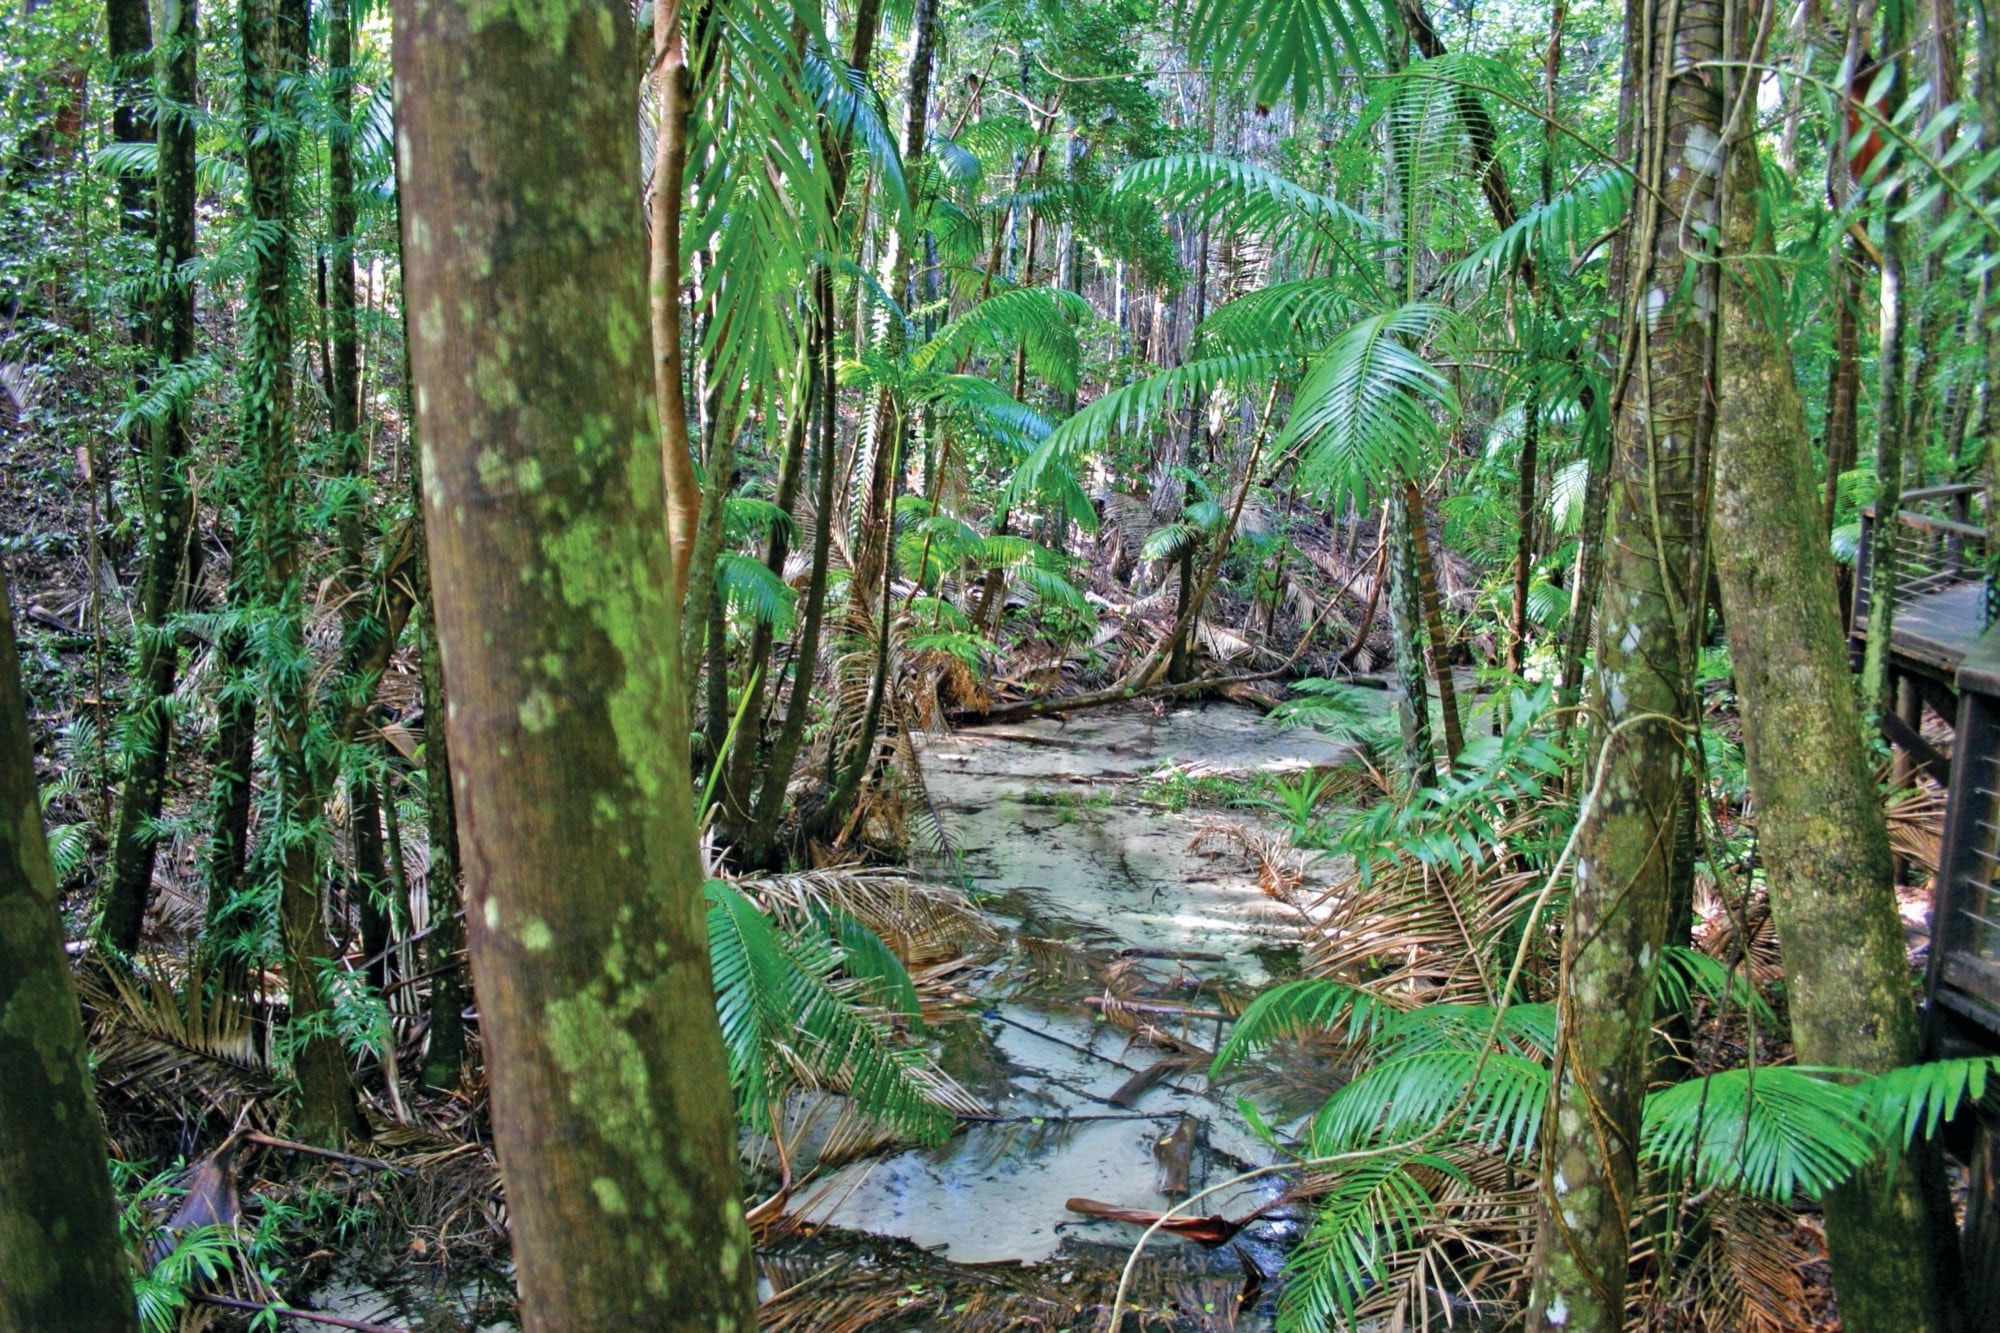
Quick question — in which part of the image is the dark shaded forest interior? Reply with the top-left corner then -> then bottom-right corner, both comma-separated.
2,0 -> 1999,1328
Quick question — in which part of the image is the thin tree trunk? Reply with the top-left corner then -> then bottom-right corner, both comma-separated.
1507,398 -> 1541,675
1712,113 -> 1956,1333
104,0 -> 152,232
239,0 -> 359,1145
1386,486 -> 1437,786
0,571 -> 138,1333
1526,0 -> 1719,1324
412,517 -> 466,1091
1821,238 -> 1863,534
99,0 -> 197,956
1405,478 -> 1463,766
652,0 -> 701,605
1860,10 -> 1910,713
395,1 -> 757,1321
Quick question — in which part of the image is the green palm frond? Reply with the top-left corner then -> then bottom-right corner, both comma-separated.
1114,153 -> 1379,254
1283,303 -> 1457,511
1279,1152 -> 1462,1330
1007,351 -> 1290,511
704,880 -> 969,1142
1853,1056 -> 2000,1151
1212,977 -> 1393,1077
1309,1049 -> 1548,1162
908,288 -> 1090,393
1183,0 -> 1382,113
716,552 -> 797,634
1447,169 -> 1633,292
1655,945 -> 1774,1026
1640,1066 -> 1876,1203
1370,1002 -> 1558,1063
1195,279 -> 1360,356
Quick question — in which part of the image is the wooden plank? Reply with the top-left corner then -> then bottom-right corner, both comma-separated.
1960,620 -> 2000,698
1882,707 -> 1953,786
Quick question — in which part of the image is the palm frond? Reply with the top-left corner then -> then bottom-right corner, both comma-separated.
1640,1066 -> 1876,1203
1183,0 -> 1383,113
1283,303 -> 1457,511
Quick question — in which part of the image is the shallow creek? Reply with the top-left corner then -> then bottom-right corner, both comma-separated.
782,702 -> 1369,1324
312,702 -> 1370,1330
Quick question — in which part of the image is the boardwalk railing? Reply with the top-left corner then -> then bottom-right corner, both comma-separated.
1926,622 -> 2000,1035
1852,484 -> 1988,677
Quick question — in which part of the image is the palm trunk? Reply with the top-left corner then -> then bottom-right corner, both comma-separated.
1386,485 -> 1437,786
1507,398 -> 1539,675
0,573 -> 138,1333
1711,111 -> 1956,1333
1405,478 -> 1462,766
1821,237 -> 1863,534
99,0 -> 198,955
1859,16 -> 1910,714
412,522 -> 467,1092
395,0 -> 756,1320
652,0 -> 701,606
1526,0 -> 1719,1324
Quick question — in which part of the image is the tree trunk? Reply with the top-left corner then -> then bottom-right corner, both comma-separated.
239,0 -> 359,1146
1859,12 -> 1910,713
413,530 -> 466,1092
104,0 -> 152,232
1821,238 -> 1862,535
1386,486 -> 1437,786
1507,397 -> 1540,675
99,0 -> 198,956
394,2 -> 757,1324
1711,114 -> 1957,1333
1405,478 -> 1463,766
0,571 -> 137,1331
652,0 -> 701,606
1526,0 -> 1719,1325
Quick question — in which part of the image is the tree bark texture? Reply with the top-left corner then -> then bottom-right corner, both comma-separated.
395,4 -> 757,1326
100,0 -> 199,956
1712,115 -> 1955,1333
0,570 -> 137,1333
1527,0 -> 1719,1325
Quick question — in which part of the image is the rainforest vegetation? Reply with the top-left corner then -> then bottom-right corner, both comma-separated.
2,0 -> 1999,1327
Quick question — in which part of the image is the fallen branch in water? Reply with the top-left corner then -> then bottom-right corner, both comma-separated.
949,601 -> 1374,727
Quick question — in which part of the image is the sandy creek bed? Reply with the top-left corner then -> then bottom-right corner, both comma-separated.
310,701 -> 1378,1330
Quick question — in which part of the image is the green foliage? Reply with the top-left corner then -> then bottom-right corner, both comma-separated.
1284,303 -> 1458,511
704,879 -> 958,1143
1333,684 -> 1567,880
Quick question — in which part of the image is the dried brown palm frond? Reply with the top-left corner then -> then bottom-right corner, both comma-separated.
1629,1192 -> 1818,1332
734,867 -> 998,966
1302,833 -> 1556,1007
1885,776 -> 1944,881
758,1226 -> 1252,1332
1188,821 -> 1309,906
82,961 -> 273,1111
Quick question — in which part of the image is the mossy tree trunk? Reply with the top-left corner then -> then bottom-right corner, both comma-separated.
0,570 -> 137,1333
394,2 -> 757,1325
1711,113 -> 1957,1333
239,0 -> 359,1146
100,0 -> 198,956
1526,0 -> 1719,1325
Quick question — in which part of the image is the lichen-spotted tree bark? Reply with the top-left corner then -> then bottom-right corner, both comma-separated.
1711,113 -> 1957,1333
99,0 -> 198,956
0,570 -> 137,1333
1526,0 -> 1719,1325
393,3 -> 757,1326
